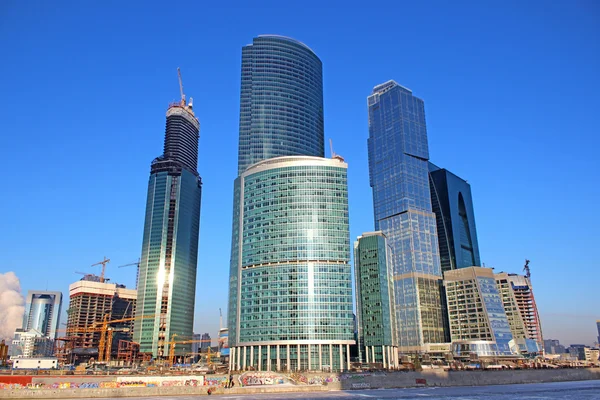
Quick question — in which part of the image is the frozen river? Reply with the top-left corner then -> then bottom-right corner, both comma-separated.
61,379 -> 600,399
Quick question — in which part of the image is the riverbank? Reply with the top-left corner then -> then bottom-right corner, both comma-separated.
1,368 -> 599,398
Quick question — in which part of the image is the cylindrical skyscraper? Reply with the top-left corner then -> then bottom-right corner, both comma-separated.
134,84 -> 202,358
229,156 -> 354,372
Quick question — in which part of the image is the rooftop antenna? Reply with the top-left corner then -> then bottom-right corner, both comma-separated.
329,138 -> 336,158
524,259 -> 531,279
177,67 -> 186,106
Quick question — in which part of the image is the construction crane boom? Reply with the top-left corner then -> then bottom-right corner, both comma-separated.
91,257 -> 110,283
118,259 -> 141,289
94,314 -> 155,362
177,67 -> 186,106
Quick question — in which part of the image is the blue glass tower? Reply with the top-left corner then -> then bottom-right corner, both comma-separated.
367,81 -> 447,352
428,163 -> 481,272
237,35 -> 324,175
23,291 -> 62,339
134,88 -> 202,358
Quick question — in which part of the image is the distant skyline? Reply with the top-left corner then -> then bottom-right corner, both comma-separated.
0,1 -> 598,345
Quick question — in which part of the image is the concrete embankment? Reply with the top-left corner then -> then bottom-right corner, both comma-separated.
2,368 -> 600,398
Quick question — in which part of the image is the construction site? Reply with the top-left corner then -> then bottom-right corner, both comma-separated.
51,257 -> 226,373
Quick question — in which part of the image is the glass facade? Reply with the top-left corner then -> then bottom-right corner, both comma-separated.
367,81 -> 446,352
428,163 -> 480,272
354,232 -> 398,366
134,103 -> 202,357
237,35 -> 324,175
23,291 -> 62,339
444,267 -> 514,356
229,156 -> 354,371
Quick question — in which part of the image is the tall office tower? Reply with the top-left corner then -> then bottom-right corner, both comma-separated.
134,78 -> 202,358
236,35 -> 324,175
597,321 -> 600,345
428,163 -> 480,272
228,36 -> 352,371
354,232 -> 398,368
443,267 -> 514,357
22,291 -> 62,339
495,272 -> 543,353
228,156 -> 355,372
367,81 -> 447,352
66,276 -> 136,355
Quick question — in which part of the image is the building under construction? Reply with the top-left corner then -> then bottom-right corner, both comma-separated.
495,269 -> 543,353
64,275 -> 136,362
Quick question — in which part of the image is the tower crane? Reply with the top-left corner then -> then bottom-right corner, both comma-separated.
177,67 -> 186,106
524,259 -> 531,279
118,259 -> 141,289
91,257 -> 110,283
94,313 -> 155,362
167,333 -> 211,366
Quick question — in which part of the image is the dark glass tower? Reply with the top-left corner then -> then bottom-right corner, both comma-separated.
237,35 -> 324,175
134,87 -> 201,358
367,81 -> 447,353
428,163 -> 481,272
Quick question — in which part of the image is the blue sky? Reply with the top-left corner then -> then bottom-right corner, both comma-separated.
1,1 -> 598,346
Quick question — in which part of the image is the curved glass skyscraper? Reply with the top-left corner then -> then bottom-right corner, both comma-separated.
229,156 -> 354,371
237,35 -> 324,175
134,92 -> 202,358
228,36 -> 354,371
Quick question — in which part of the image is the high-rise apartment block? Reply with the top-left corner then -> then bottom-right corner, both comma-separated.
443,267 -> 514,357
354,232 -> 398,368
134,78 -> 202,358
495,272 -> 543,352
367,81 -> 447,352
22,291 -> 62,339
428,163 -> 480,272
66,277 -> 136,354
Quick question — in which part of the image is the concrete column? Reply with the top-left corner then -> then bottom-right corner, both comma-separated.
267,345 -> 271,371
346,344 -> 350,369
372,346 -> 376,363
250,346 -> 254,367
230,347 -> 234,371
297,344 -> 300,371
258,345 -> 262,371
287,344 -> 290,372
329,344 -> 333,372
308,344 -> 311,371
382,345 -> 387,369
243,346 -> 247,370
339,344 -> 343,372
319,344 -> 322,370
237,346 -> 241,370
365,346 -> 369,363
277,345 -> 281,372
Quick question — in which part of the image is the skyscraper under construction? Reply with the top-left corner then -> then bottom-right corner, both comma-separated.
134,71 -> 202,358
